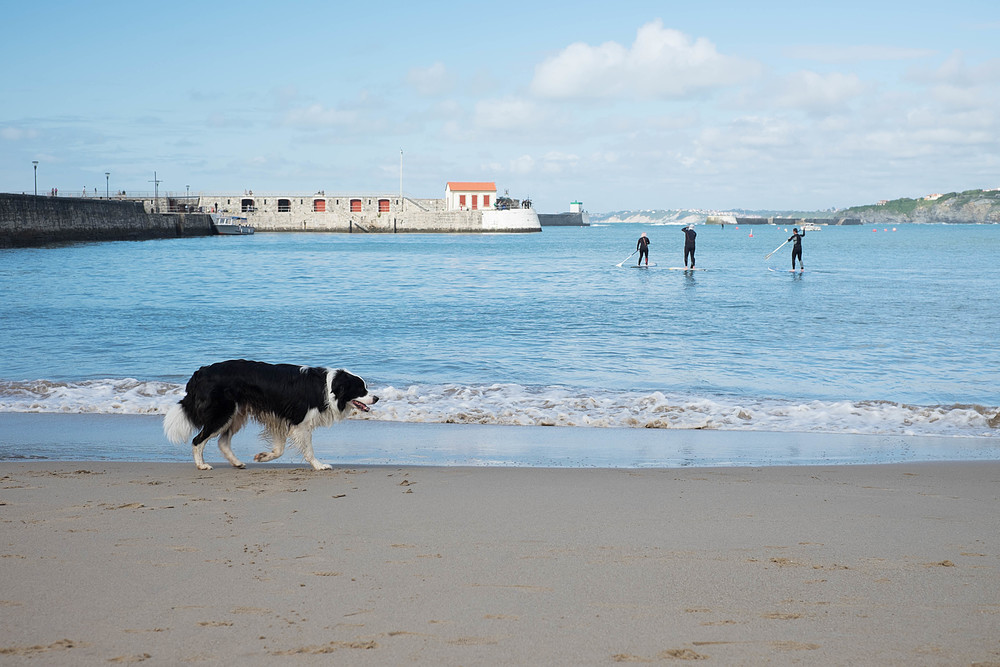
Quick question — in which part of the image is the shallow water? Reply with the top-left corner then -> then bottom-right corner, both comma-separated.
1,223 -> 998,457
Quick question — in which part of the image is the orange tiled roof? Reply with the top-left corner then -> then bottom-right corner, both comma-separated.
446,182 -> 497,192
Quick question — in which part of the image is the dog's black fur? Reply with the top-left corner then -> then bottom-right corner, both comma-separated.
164,359 -> 378,470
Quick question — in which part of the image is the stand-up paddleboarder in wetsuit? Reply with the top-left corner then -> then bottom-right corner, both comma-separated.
636,232 -> 650,266
682,225 -> 697,269
789,227 -> 805,271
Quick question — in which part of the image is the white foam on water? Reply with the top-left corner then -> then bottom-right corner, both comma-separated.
2,379 -> 996,438
0,379 -> 179,414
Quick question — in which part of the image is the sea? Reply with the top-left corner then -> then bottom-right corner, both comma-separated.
1,222 -> 998,466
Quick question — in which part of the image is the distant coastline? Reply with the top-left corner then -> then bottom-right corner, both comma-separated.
839,188 -> 1000,224
592,188 -> 1000,225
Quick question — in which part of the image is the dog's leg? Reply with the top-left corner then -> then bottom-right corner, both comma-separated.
253,433 -> 286,463
192,438 -> 212,471
291,426 -> 332,471
217,430 -> 245,469
191,399 -> 236,471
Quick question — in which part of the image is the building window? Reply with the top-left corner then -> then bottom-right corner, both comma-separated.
350,199 -> 362,212
278,198 -> 291,212
313,199 -> 326,212
241,198 -> 255,212
471,195 -> 478,210
378,199 -> 390,213
483,195 -> 490,208
459,195 -> 466,209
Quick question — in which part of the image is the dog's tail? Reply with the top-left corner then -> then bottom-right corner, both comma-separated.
163,403 -> 196,445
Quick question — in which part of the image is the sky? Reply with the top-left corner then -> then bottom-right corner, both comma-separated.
2,0 -> 998,213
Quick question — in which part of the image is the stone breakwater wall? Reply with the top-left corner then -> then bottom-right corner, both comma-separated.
227,206 -> 540,233
201,194 -> 540,233
0,194 -> 213,248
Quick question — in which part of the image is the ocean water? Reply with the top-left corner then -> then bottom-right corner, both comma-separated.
1,222 -> 998,464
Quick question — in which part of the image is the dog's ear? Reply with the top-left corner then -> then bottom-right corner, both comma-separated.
330,369 -> 351,411
330,369 -> 346,394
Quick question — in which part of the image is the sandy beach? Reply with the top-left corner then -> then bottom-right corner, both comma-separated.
1,460 -> 998,665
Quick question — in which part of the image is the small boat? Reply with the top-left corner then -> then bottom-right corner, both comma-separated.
211,214 -> 254,235
802,223 -> 822,231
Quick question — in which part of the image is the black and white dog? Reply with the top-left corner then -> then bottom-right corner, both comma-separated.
164,360 -> 378,470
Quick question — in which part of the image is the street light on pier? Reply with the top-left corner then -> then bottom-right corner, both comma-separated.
105,172 -> 110,199
32,161 -> 38,196
149,171 -> 162,213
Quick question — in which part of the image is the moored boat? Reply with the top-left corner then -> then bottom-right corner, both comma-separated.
211,214 -> 254,235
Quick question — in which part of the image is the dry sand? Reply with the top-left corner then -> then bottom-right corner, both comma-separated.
1,461 -> 999,665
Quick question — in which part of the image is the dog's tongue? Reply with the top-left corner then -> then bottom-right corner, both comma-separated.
351,400 -> 371,412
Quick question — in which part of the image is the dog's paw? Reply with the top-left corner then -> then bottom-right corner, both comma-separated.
197,463 -> 213,471
311,462 -> 334,471
231,461 -> 246,469
253,452 -> 270,462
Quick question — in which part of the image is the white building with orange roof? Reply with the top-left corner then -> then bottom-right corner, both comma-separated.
445,182 -> 497,211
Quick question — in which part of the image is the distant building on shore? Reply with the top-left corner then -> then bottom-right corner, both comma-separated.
445,182 -> 497,211
118,182 -> 539,233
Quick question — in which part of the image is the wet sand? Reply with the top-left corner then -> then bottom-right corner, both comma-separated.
1,460 -> 998,665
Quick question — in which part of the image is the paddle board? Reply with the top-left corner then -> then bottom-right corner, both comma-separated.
666,267 -> 706,271
768,267 -> 805,273
629,262 -> 658,268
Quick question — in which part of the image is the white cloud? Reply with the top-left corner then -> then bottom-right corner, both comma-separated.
1,127 -> 39,141
784,44 -> 935,63
774,71 -> 868,112
406,62 -> 454,97
909,51 -> 1000,87
508,154 -> 535,174
530,19 -> 759,100
474,97 -> 542,130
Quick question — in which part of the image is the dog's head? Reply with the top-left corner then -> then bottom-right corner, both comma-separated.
331,369 -> 379,414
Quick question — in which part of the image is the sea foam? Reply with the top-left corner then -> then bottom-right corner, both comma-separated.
1,379 -> 996,438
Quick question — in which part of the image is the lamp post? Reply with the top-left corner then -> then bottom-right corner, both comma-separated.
32,161 -> 38,196
105,172 -> 110,199
149,171 -> 161,213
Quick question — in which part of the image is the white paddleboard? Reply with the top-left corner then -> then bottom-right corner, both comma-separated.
629,262 -> 658,268
768,267 -> 805,273
666,267 -> 706,271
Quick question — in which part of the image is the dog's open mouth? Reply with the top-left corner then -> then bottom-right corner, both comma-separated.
351,400 -> 371,412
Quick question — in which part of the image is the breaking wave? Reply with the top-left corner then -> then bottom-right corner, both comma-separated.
1,378 -> 997,438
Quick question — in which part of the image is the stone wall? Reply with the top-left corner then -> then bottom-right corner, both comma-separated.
200,194 -> 540,233
0,194 -> 214,248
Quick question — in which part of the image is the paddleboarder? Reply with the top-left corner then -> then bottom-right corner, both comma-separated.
682,225 -> 697,269
636,232 -> 650,266
788,227 -> 805,271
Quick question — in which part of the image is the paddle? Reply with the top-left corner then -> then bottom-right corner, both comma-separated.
764,239 -> 789,260
615,250 -> 638,267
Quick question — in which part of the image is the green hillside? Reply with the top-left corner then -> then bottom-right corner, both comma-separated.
841,189 -> 1000,223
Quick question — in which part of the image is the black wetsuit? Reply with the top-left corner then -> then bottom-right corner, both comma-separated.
682,227 -> 697,268
788,230 -> 805,269
636,236 -> 650,265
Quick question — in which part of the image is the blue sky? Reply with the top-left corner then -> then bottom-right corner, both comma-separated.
2,0 -> 998,212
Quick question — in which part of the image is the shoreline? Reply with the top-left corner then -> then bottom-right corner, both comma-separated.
1,460 -> 998,664
1,412 -> 998,469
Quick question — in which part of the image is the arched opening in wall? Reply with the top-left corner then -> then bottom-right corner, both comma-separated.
278,198 -> 291,212
350,199 -> 362,212
313,199 -> 326,212
241,198 -> 255,212
378,199 -> 390,213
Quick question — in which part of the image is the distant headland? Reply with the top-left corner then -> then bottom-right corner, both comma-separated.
839,188 -> 1000,224
593,188 -> 1000,225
